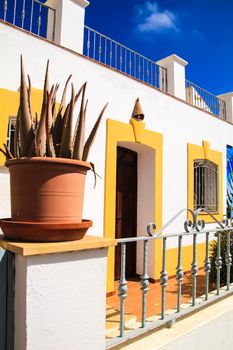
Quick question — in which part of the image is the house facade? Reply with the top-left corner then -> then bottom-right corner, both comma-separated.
2,1 -> 233,349
0,1 -> 233,296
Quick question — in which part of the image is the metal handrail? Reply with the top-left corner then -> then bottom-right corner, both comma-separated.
83,25 -> 168,92
1,0 -> 56,40
117,207 -> 227,244
185,79 -> 226,120
107,208 -> 233,347
85,25 -> 156,65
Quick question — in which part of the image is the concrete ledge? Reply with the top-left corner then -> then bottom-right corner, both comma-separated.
0,234 -> 116,256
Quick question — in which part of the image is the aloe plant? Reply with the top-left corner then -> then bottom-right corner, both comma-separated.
0,57 -> 108,162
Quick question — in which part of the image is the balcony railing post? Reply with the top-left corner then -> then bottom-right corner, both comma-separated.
160,237 -> 168,319
204,232 -> 211,300
118,242 -> 128,337
176,235 -> 183,312
215,231 -> 222,295
156,54 -> 188,100
140,240 -> 149,328
191,233 -> 198,306
46,0 -> 89,53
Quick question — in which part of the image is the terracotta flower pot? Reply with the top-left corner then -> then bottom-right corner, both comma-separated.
1,157 -> 93,242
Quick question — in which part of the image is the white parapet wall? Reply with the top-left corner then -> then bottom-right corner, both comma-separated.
7,236 -> 115,350
45,0 -> 90,53
156,54 -> 188,100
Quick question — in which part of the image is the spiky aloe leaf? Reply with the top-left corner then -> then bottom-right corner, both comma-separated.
14,108 -> 20,158
51,83 -> 59,118
57,75 -> 72,116
90,162 -> 98,188
35,112 -> 38,130
72,98 -> 88,153
82,102 -> 108,161
52,114 -> 63,157
52,76 -> 73,156
70,82 -> 87,150
0,147 -> 7,159
55,82 -> 86,157
72,82 -> 87,160
36,115 -> 46,156
27,74 -> 33,122
46,87 -> 56,157
36,87 -> 52,157
74,82 -> 86,105
19,55 -> 34,156
58,103 -> 70,154
35,63 -> 50,156
40,60 -> 49,118
0,144 -> 13,160
59,84 -> 75,158
26,74 -> 36,157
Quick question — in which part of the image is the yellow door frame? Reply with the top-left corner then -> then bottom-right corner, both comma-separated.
104,118 -> 163,293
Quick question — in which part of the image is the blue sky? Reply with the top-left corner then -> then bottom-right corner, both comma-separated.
85,0 -> 233,96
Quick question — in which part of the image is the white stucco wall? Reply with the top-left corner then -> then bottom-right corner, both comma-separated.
0,167 -> 11,224
156,54 -> 188,100
14,249 -> 107,350
46,0 -> 89,53
0,22 -> 232,242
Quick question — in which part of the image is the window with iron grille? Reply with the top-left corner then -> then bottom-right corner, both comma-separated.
6,118 -> 16,155
194,159 -> 218,212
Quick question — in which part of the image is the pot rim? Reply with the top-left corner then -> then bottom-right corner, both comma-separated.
5,157 -> 92,170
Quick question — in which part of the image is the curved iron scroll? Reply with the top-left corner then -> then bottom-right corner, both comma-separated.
194,207 -> 230,230
147,207 -> 230,237
147,208 -> 197,237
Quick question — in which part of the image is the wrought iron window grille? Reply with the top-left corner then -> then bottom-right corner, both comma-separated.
194,159 -> 218,213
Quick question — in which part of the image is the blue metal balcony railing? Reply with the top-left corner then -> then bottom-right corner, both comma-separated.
0,2 -> 227,121
0,0 -> 55,40
83,25 -> 168,93
186,79 -> 226,120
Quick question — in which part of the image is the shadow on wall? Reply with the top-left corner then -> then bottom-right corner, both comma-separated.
0,249 -> 14,350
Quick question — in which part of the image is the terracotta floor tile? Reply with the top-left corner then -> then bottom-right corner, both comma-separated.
106,270 -> 210,322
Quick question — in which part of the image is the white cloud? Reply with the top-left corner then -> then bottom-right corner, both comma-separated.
135,1 -> 179,33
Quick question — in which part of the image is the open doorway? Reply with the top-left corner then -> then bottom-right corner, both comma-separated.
114,147 -> 138,280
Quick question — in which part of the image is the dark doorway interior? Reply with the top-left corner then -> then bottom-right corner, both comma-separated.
114,147 -> 138,280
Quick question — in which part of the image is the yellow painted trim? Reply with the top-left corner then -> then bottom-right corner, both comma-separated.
0,235 -> 116,256
187,141 -> 223,222
104,119 -> 163,293
167,242 -> 206,276
0,87 -> 49,164
130,118 -> 145,143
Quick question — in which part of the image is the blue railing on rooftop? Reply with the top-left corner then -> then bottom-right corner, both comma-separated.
0,2 -> 227,121
0,0 -> 55,40
83,25 -> 168,93
186,79 -> 226,120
